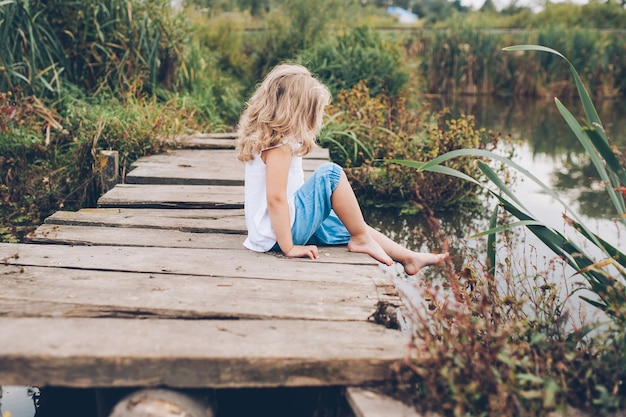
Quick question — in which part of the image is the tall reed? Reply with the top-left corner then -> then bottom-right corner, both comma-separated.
0,0 -> 189,97
418,27 -> 626,99
0,0 -> 66,95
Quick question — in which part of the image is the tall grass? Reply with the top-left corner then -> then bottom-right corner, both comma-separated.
0,0 -> 66,95
418,26 -> 626,98
0,0 -> 189,97
300,26 -> 408,98
49,0 -> 188,95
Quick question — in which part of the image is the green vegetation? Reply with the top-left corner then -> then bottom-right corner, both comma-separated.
0,93 -> 189,241
415,26 -> 626,97
300,27 -> 408,98
1,1 -> 625,415
320,82 -> 503,209
394,46 -> 625,416
0,0 -> 207,242
0,0 -> 189,97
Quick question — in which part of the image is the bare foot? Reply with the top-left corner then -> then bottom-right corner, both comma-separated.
402,252 -> 449,276
348,238 -> 394,266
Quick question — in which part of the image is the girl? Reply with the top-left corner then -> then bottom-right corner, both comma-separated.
235,63 -> 448,275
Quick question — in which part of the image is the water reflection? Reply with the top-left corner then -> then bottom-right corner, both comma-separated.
426,95 -> 626,221
363,204 -> 487,252
363,201 -> 496,282
0,386 -> 39,417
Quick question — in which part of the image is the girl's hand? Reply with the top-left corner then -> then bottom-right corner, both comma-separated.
284,245 -> 319,260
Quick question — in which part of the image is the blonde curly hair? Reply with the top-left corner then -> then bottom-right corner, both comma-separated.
235,63 -> 331,162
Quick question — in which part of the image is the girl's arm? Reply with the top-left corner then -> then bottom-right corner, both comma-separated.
263,146 -> 319,260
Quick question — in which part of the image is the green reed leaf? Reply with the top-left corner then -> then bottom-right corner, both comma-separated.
587,128 -> 626,188
391,159 -> 481,185
503,44 -> 604,138
487,204 -> 498,278
477,160 -> 527,211
565,215 -> 626,271
555,98 -> 625,228
470,220 -> 545,238
490,191 -> 612,286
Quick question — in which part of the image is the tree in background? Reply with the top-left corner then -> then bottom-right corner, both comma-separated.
479,0 -> 497,12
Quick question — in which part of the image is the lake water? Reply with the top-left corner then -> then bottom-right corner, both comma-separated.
0,386 -> 38,417
2,95 -> 624,416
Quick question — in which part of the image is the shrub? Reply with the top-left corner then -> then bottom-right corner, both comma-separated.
300,26 -> 409,98
243,0 -> 341,82
320,82 -> 504,210
392,244 -> 623,415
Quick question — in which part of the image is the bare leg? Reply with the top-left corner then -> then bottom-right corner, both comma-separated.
367,226 -> 449,275
331,171 -> 448,273
331,172 -> 393,266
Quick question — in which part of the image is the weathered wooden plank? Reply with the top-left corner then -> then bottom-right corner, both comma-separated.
0,243 -> 395,287
0,265 -> 391,321
187,132 -> 237,139
128,149 -> 245,185
26,226 -> 388,266
36,210 -> 385,264
305,145 -> 331,160
0,317 -> 408,388
175,133 -> 330,160
131,149 -> 328,168
44,208 -> 247,233
97,184 -> 244,209
27,225 -> 247,249
126,164 -> 244,186
346,388 -> 421,417
176,132 -> 237,149
126,160 -> 325,185
126,149 -> 327,185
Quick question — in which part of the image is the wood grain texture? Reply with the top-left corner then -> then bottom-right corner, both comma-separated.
126,149 -> 328,185
44,208 -> 247,233
0,243 -> 392,284
27,225 -> 247,248
97,184 -> 244,209
0,265 -> 394,321
0,317 -> 407,388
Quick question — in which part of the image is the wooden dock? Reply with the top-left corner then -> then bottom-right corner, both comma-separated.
0,134 -> 415,416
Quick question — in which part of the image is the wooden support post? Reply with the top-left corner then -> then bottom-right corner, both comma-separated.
99,150 -> 119,191
108,389 -> 214,417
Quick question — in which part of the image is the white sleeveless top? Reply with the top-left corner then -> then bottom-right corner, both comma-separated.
243,144 -> 304,252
